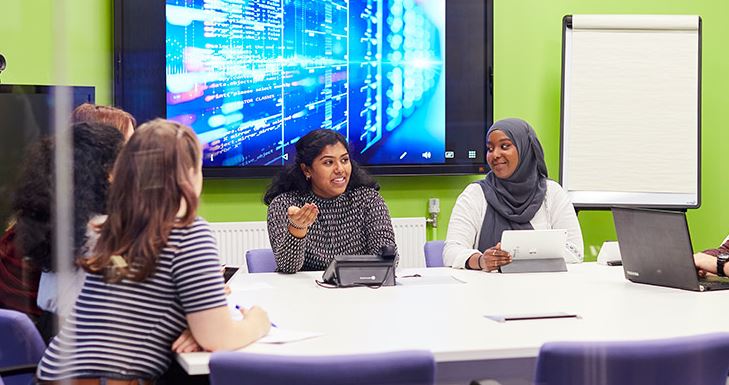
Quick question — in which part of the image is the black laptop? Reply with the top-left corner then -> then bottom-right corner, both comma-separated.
612,207 -> 729,292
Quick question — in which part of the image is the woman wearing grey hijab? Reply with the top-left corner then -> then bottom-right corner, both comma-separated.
443,118 -> 583,271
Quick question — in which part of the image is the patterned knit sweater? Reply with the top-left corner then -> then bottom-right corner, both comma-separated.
267,187 -> 397,273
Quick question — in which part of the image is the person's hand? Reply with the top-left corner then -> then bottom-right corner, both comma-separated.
287,203 -> 319,230
694,252 -> 717,277
239,305 -> 271,339
479,242 -> 512,271
171,328 -> 203,353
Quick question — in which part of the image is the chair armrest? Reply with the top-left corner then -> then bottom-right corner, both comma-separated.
0,363 -> 38,376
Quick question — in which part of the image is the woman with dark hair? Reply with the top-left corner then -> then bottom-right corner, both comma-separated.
444,118 -> 583,271
36,119 -> 269,384
264,129 -> 397,273
5,122 -> 124,340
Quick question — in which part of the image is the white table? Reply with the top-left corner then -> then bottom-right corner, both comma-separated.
178,264 -> 729,384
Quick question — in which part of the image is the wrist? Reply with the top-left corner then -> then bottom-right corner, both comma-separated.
288,218 -> 307,230
288,224 -> 307,239
717,254 -> 729,277
465,253 -> 480,270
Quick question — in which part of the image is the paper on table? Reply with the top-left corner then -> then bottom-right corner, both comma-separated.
257,327 -> 324,344
227,300 -> 323,344
397,274 -> 467,286
226,292 -> 269,312
226,280 -> 274,291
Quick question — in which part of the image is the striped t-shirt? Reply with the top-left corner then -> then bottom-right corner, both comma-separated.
37,217 -> 227,380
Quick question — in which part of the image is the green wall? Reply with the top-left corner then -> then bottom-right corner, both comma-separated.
0,0 -> 113,104
2,0 -> 726,260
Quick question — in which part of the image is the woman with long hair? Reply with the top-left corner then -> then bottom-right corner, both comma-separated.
1,103 -> 136,336
2,122 -> 125,341
264,129 -> 397,273
36,119 -> 270,383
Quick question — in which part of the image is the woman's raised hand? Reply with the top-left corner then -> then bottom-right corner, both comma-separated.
287,203 -> 319,230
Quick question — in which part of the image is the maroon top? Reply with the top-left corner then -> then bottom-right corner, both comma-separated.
0,226 -> 42,319
702,238 -> 729,257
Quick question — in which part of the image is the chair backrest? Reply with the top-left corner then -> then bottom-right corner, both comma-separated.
245,248 -> 277,273
209,350 -> 435,385
423,240 -> 445,267
534,333 -> 729,385
0,309 -> 46,385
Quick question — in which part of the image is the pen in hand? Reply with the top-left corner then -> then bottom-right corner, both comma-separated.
235,304 -> 277,328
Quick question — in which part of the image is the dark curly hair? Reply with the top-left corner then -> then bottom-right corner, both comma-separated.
264,129 -> 378,205
12,122 -> 125,272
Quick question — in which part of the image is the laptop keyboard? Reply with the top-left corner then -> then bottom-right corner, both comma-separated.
699,276 -> 729,290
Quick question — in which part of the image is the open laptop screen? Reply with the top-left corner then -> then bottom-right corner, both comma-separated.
612,207 -> 700,291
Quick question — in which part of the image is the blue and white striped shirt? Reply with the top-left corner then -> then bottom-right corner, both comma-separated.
37,217 -> 227,380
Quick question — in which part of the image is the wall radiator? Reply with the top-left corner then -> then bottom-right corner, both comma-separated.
209,217 -> 427,272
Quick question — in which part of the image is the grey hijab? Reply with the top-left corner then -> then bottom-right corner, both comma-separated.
476,118 -> 548,252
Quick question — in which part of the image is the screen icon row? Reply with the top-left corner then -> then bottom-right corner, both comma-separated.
443,150 -> 479,159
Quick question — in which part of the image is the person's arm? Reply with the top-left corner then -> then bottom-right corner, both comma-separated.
694,236 -> 729,276
186,305 -> 270,351
444,184 -> 485,269
362,190 -> 398,260
172,219 -> 270,351
267,194 -> 307,273
545,181 -> 584,263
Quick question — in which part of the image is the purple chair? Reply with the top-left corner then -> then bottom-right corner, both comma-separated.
0,309 -> 46,385
209,350 -> 435,385
534,333 -> 729,385
245,248 -> 277,273
424,240 -> 445,267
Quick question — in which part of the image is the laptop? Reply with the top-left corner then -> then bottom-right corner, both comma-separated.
499,229 -> 568,273
612,207 -> 729,291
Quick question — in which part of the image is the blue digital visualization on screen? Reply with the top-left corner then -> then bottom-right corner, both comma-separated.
166,0 -> 445,167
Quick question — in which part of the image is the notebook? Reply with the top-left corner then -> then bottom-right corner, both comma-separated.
612,207 -> 729,292
499,229 -> 568,273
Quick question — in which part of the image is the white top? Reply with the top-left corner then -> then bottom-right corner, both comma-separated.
36,270 -> 86,317
444,179 -> 584,268
36,215 -> 106,317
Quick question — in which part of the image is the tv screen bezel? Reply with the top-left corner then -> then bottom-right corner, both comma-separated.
113,0 -> 493,178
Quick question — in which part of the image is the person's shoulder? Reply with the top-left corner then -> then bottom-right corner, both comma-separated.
170,218 -> 218,254
544,179 -> 574,205
545,179 -> 567,194
465,181 -> 484,193
350,186 -> 382,201
455,181 -> 484,200
88,214 -> 107,227
545,179 -> 562,188
175,217 -> 214,237
269,191 -> 304,207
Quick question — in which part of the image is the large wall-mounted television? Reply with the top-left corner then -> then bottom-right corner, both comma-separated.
114,0 -> 492,177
